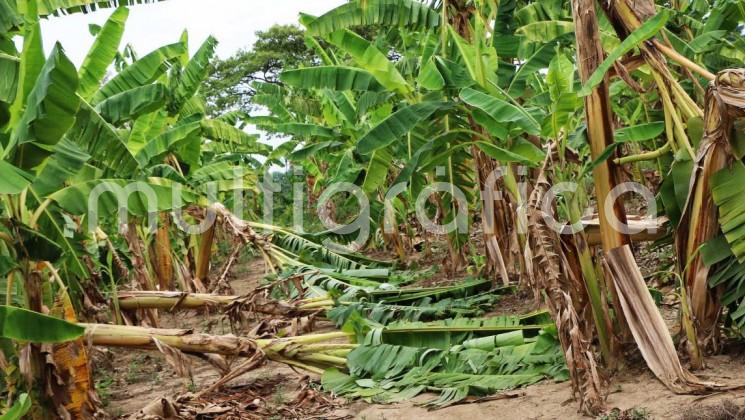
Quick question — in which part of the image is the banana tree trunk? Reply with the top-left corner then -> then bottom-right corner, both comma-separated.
116,290 -> 324,317
449,3 -> 523,286
472,145 -> 514,287
572,0 -> 638,352
525,156 -> 605,415
125,220 -> 159,327
154,213 -> 173,291
84,323 -> 351,375
677,71 -> 745,355
572,0 -> 631,252
194,223 -> 215,292
606,246 -> 709,392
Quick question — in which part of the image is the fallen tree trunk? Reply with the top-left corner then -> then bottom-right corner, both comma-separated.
118,291 -> 237,310
84,323 -> 352,374
116,290 -> 330,317
576,216 -> 668,246
83,323 -> 259,356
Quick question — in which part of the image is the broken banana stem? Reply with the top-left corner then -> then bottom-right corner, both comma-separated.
84,323 -> 354,372
116,291 -> 333,315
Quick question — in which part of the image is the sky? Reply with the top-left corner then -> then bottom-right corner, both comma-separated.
40,0 -> 345,65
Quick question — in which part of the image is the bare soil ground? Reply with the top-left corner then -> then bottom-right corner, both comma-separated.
98,252 -> 745,419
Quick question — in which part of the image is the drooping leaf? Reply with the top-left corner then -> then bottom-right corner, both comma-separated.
516,20 -> 575,42
95,83 -> 167,125
0,305 -> 83,343
134,121 -> 202,167
281,66 -> 385,92
614,122 -> 665,143
50,177 -> 194,217
30,139 -> 90,197
711,162 -> 745,263
361,147 -> 393,193
476,141 -> 543,165
0,0 -> 22,35
10,43 -> 80,152
273,123 -> 335,139
433,56 -> 475,89
67,100 -> 139,174
459,88 -> 540,135
289,141 -> 343,161
0,53 -> 19,104
417,58 -> 445,90
328,30 -> 411,94
508,39 -> 564,95
0,161 -> 32,194
127,110 -> 167,154
357,101 -> 446,154
201,119 -> 266,151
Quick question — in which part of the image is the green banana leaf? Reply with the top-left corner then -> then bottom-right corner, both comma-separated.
0,393 -> 31,420
10,43 -> 80,160
281,66 -> 385,92
49,177 -> 195,217
0,0 -> 22,35
712,162 -> 745,263
95,83 -> 167,125
170,35 -> 217,114
67,100 -> 139,174
0,161 -> 32,194
328,30 -> 411,94
579,10 -> 669,96
459,88 -> 541,135
77,6 -> 129,99
91,42 -> 184,104
614,122 -> 665,143
306,0 -> 439,36
356,101 -> 447,154
0,305 -> 83,343
37,0 -> 162,16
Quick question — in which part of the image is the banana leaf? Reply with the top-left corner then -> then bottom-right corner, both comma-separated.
0,305 -> 83,343
322,327 -> 566,408
306,0 -> 439,36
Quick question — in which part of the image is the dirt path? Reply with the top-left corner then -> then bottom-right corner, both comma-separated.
100,257 -> 745,419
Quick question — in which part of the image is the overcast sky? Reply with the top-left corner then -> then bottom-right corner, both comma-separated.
40,0 -> 345,64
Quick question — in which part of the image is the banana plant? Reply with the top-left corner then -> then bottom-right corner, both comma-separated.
0,1 -> 271,413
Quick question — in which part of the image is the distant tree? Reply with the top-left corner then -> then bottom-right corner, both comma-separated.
203,24 -> 316,115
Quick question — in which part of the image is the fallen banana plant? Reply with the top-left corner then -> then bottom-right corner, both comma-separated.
322,327 -> 567,409
84,323 -> 353,375
83,311 -> 563,408
116,276 -> 504,324
117,290 -> 324,317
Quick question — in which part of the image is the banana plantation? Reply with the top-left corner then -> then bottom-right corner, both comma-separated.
0,0 -> 744,418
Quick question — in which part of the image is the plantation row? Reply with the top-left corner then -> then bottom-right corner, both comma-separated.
0,0 -> 743,418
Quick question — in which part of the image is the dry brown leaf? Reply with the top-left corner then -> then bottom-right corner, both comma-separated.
152,337 -> 193,380
607,245 -> 717,393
